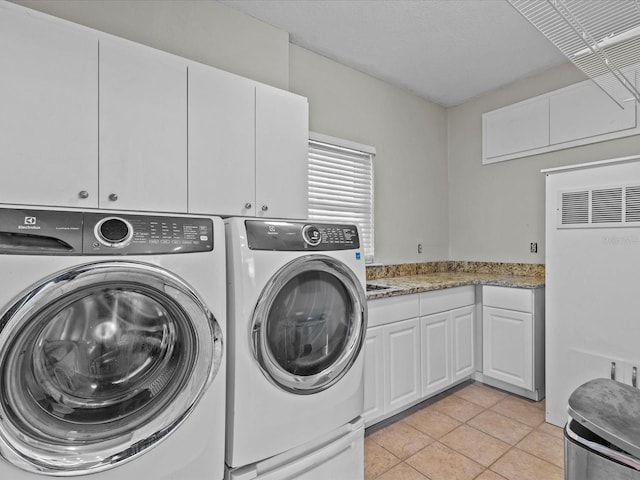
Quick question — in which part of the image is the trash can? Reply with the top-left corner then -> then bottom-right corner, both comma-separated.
565,378 -> 640,479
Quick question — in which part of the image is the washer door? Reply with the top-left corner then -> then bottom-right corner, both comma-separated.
0,261 -> 223,475
252,255 -> 366,394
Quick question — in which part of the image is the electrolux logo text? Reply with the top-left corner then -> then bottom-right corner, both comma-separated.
18,216 -> 40,230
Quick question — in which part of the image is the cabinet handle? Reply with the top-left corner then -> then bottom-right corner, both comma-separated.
78,190 -> 89,199
109,193 -> 118,202
611,361 -> 617,380
261,205 -> 269,212
244,203 -> 252,209
633,367 -> 637,388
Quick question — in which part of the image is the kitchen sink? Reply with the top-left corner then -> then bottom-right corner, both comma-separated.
366,283 -> 396,292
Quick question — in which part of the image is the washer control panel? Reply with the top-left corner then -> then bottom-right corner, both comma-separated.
0,208 -> 213,255
84,213 -> 213,254
246,220 -> 360,251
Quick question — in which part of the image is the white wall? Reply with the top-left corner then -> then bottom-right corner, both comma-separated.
448,63 -> 640,263
12,0 -> 289,90
290,46 -> 449,264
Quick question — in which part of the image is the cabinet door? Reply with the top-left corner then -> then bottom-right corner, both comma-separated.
362,326 -> 384,426
188,64 -> 256,216
483,306 -> 533,390
383,318 -> 420,414
452,306 -> 475,382
99,36 -> 187,213
255,85 -> 309,219
482,96 -> 549,162
420,313 -> 451,397
550,78 -> 637,145
0,5 -> 98,208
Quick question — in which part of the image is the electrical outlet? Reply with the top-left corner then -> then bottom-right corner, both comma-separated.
417,243 -> 423,254
530,242 -> 538,253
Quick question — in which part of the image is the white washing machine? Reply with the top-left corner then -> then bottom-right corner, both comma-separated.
225,218 -> 367,479
0,207 -> 226,479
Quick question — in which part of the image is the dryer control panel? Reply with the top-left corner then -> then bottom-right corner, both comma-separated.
246,220 -> 360,251
0,208 -> 213,255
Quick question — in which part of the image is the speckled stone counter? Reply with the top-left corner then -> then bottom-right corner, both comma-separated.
365,261 -> 545,300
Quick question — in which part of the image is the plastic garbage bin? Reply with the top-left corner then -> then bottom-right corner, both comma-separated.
565,378 -> 640,479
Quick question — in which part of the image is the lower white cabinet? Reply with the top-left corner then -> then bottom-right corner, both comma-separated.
481,286 -> 544,400
364,286 -> 476,427
384,318 -> 421,413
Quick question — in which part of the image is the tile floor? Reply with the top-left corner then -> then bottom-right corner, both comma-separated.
364,382 -> 564,480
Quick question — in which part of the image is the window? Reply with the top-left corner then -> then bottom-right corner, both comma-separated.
308,132 -> 375,263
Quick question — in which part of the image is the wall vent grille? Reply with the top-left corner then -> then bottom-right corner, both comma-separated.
559,185 -> 640,228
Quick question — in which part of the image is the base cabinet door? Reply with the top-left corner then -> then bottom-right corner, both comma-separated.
483,306 -> 533,390
383,318 -> 420,415
362,326 -> 384,425
420,313 -> 451,397
452,306 -> 476,382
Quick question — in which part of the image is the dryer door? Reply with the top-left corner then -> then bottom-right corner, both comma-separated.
252,255 -> 366,394
0,261 -> 223,475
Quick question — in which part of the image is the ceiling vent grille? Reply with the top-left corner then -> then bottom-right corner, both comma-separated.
559,185 -> 640,228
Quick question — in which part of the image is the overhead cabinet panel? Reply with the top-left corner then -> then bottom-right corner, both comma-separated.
188,64 -> 255,216
255,85 -> 309,219
99,36 -> 187,213
483,97 -> 549,162
0,5 -> 98,208
550,79 -> 637,145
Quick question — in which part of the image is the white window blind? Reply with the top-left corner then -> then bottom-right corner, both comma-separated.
308,133 -> 375,263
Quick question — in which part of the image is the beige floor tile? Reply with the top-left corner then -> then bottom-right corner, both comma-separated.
490,448 -> 563,480
368,421 -> 435,460
476,471 -> 508,480
364,438 -> 401,480
467,410 -> 533,445
431,394 -> 486,422
537,421 -> 564,439
534,398 -> 546,410
406,442 -> 485,480
440,424 -> 511,467
490,396 -> 545,428
402,407 -> 461,439
453,383 -> 507,408
376,462 -> 430,480
516,430 -> 564,468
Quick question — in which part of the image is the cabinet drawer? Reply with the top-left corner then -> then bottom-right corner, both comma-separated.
483,285 -> 532,312
368,294 -> 419,328
419,286 -> 475,316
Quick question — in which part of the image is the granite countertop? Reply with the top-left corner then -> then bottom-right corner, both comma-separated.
365,271 -> 545,300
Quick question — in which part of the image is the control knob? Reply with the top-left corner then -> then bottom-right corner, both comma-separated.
95,217 -> 134,248
302,224 -> 322,247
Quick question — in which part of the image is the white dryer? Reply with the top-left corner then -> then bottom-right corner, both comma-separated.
0,207 -> 226,479
225,218 -> 367,478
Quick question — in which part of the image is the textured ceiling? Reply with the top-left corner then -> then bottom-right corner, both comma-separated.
219,0 -> 570,107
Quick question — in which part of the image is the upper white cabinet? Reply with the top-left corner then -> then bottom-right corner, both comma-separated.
188,63 -> 255,216
549,79 -> 637,145
255,85 -> 309,219
99,36 -> 188,213
483,97 -> 549,161
188,71 -> 309,219
0,4 -> 98,208
483,76 -> 640,164
0,3 -> 309,217
482,286 -> 544,400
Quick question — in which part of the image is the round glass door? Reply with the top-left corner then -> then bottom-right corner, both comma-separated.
252,255 -> 366,394
0,261 -> 223,475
